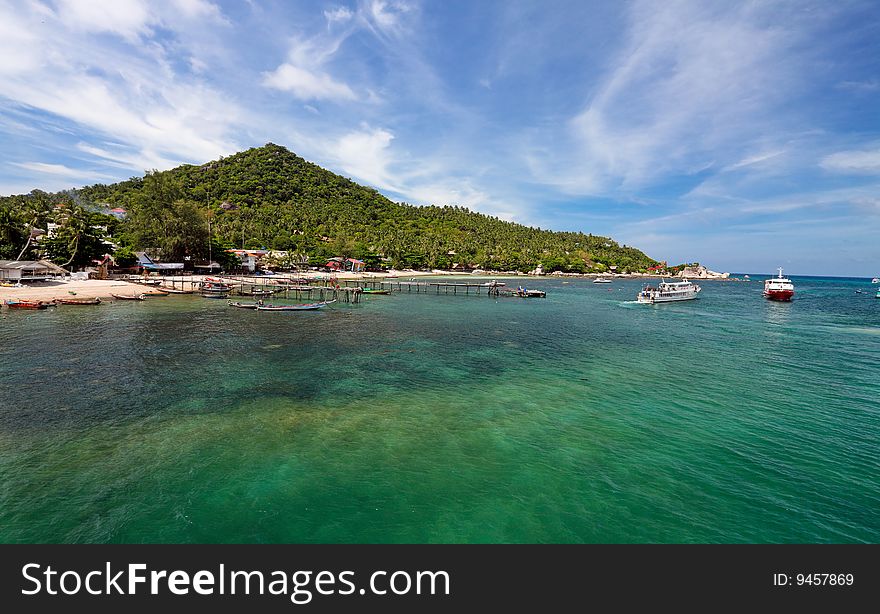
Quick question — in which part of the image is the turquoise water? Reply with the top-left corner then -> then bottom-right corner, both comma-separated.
1,276 -> 878,543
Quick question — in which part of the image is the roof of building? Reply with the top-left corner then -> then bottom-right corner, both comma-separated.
0,259 -> 68,274
0,260 -> 47,271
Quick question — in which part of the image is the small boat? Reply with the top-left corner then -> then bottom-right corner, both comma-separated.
200,280 -> 231,299
146,290 -> 169,296
4,299 -> 50,309
157,286 -> 192,294
876,288 -> 880,299
873,278 -> 879,284
111,293 -> 147,301
593,277 -> 612,284
763,268 -> 794,302
227,301 -> 262,309
514,287 -> 546,298
482,280 -> 506,287
637,279 -> 701,303
361,288 -> 391,295
256,300 -> 336,311
245,289 -> 276,297
57,297 -> 102,305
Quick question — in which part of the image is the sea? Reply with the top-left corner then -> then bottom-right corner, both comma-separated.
1,275 -> 878,543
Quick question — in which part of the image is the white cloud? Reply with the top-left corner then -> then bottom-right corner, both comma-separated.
170,0 -> 229,23
532,1 -> 806,195
0,8 -> 41,75
324,6 -> 353,23
329,125 -> 398,189
54,0 -> 155,42
820,149 -> 880,174
11,161 -> 112,181
0,1 -> 243,179
366,0 -> 412,33
723,150 -> 786,172
263,63 -> 356,101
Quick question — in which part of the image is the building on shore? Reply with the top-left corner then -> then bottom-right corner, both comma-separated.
136,252 -> 184,274
0,260 -> 69,282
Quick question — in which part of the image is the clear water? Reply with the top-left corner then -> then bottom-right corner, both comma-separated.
1,276 -> 878,543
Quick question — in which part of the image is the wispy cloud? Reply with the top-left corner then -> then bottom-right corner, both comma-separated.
327,125 -> 399,190
0,0 -> 242,176
263,63 -> 356,101
11,161 -> 113,181
820,148 -> 880,174
324,6 -> 354,24
527,0 -> 813,196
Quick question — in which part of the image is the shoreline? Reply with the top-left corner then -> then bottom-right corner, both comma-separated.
0,270 -> 743,303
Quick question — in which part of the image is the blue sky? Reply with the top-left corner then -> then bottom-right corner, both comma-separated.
1,0 -> 879,275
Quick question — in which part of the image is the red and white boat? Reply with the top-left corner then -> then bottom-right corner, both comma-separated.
763,268 -> 794,301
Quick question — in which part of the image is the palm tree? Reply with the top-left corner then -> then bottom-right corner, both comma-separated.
15,191 -> 52,261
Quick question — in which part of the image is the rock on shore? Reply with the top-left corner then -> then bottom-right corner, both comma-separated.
677,265 -> 729,279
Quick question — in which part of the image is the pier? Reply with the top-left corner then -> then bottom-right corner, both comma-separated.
125,274 -> 546,302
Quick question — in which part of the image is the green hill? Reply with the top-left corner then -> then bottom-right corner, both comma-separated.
3,143 -> 658,272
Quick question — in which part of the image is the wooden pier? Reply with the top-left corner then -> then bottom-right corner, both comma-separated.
339,279 -> 504,295
126,274 -> 545,302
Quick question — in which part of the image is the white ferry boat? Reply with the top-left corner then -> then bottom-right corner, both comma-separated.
763,268 -> 794,302
636,279 -> 701,304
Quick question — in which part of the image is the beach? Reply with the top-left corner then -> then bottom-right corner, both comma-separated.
0,279 -> 165,302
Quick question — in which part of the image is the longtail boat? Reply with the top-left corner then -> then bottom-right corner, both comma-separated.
4,299 -> 50,310
57,297 -> 102,305
200,280 -> 231,298
111,293 -> 147,301
256,300 -> 336,311
227,301 -> 261,309
157,287 -> 192,294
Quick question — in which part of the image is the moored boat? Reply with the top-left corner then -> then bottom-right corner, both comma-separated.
514,286 -> 546,298
4,299 -> 50,309
200,280 -> 231,298
361,288 -> 391,295
256,300 -> 336,311
593,277 -> 612,284
763,268 -> 794,302
637,279 -> 701,304
873,277 -> 879,284
227,301 -> 262,309
111,293 -> 147,301
57,297 -> 102,305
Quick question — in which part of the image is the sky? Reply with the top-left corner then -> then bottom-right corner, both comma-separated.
1,0 -> 879,276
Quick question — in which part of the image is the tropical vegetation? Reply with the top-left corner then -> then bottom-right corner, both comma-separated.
1,143 -> 658,272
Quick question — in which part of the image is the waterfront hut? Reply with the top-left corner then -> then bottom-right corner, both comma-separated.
0,260 -> 68,282
135,252 -> 184,275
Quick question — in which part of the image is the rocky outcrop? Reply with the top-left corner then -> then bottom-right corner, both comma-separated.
678,265 -> 729,279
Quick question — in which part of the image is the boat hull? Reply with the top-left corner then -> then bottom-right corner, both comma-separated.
5,301 -> 48,309
763,289 -> 794,301
637,293 -> 699,304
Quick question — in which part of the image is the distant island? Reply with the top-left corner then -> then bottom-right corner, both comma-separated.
1,143 -> 672,274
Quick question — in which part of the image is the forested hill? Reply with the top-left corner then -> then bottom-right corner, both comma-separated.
6,143 -> 658,272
